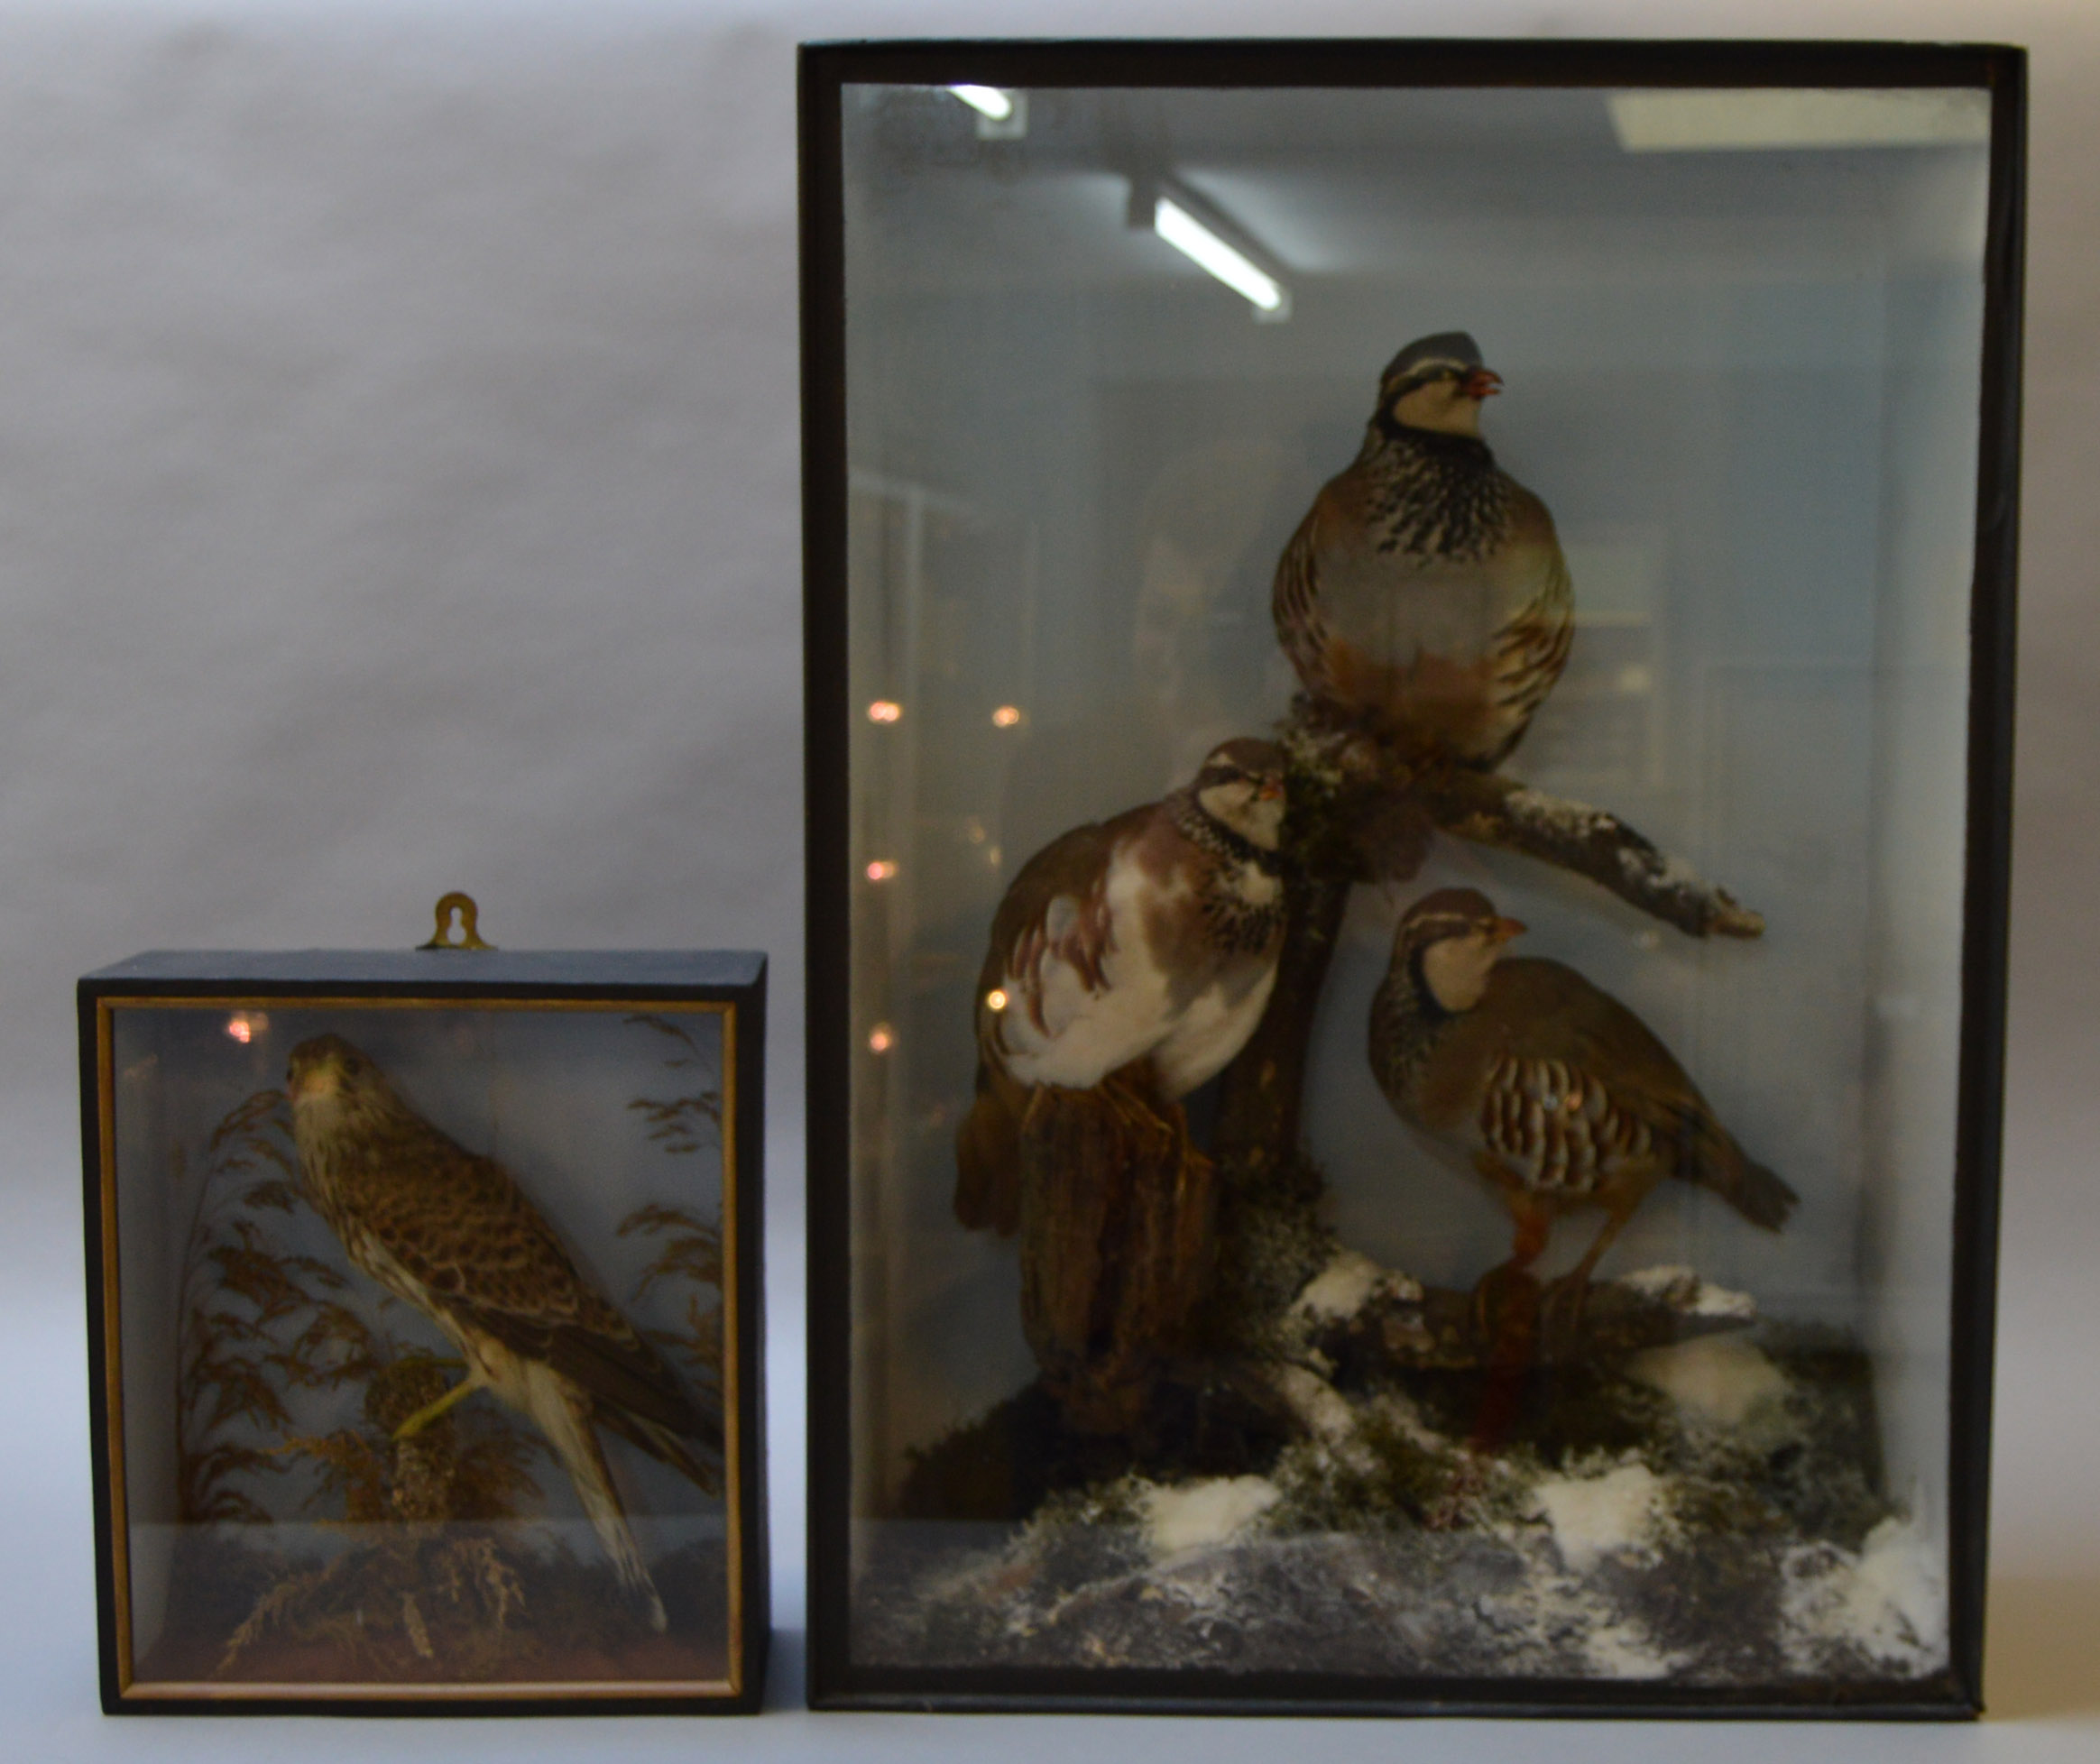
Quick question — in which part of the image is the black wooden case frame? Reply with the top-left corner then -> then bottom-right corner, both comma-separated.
804,38 -> 2022,1717
81,950 -> 769,1713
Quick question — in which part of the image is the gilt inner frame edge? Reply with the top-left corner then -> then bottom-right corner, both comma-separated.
92,992 -> 744,1704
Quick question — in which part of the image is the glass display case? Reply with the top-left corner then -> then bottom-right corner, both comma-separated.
803,38 -> 2021,1715
80,940 -> 768,1712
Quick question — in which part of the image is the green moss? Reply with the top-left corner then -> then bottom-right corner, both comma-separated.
1268,1402 -> 1461,1533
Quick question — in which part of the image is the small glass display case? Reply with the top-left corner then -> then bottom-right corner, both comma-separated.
80,935 -> 768,1712
802,38 -> 2022,1716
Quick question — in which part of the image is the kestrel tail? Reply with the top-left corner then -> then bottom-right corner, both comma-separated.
287,1033 -> 723,1632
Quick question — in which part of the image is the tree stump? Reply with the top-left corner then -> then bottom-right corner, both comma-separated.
1017,1083 -> 1218,1436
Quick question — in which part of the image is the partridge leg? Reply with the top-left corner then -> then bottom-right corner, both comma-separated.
1543,1200 -> 1636,1347
1458,1185 -> 1552,1471
1471,1181 -> 1551,1348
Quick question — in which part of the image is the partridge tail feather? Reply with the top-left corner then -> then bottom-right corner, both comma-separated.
1687,1119 -> 1797,1232
527,1364 -> 667,1631
1719,1157 -> 1798,1231
954,1059 -> 1025,1236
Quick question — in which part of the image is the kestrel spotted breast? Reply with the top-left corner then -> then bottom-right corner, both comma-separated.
287,1033 -> 722,1631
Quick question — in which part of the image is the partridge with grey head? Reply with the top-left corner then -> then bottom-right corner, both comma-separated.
1369,888 -> 1795,1335
1274,333 -> 1573,767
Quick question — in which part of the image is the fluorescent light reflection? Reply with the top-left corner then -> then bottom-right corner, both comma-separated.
949,85 -> 1014,122
1154,198 -> 1284,315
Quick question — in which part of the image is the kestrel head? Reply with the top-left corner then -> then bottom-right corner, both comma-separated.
1396,887 -> 1527,1013
1376,331 -> 1501,439
1192,738 -> 1287,851
287,1033 -> 383,1107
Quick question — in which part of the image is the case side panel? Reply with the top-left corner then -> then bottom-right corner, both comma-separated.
798,42 -> 857,1709
1945,43 -> 2025,1719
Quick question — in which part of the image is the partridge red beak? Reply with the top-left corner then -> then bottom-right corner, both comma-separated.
1257,777 -> 1284,802
1463,367 -> 1503,400
1490,916 -> 1526,944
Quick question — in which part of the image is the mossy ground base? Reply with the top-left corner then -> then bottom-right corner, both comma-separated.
862,1325 -> 1940,1686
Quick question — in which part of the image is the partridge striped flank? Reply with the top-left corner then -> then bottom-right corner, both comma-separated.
1370,888 -> 1795,1319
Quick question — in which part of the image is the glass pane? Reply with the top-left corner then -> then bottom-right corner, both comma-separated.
841,80 -> 1988,1688
108,1002 -> 737,1692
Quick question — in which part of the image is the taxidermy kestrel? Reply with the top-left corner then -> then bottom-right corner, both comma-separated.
1273,332 -> 1574,767
1370,889 -> 1796,1329
287,1034 -> 722,1631
953,739 -> 1289,1236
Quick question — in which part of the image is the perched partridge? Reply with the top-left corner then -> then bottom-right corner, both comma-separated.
953,739 -> 1288,1236
1369,889 -> 1795,1327
1273,332 -> 1573,767
288,1034 -> 722,1631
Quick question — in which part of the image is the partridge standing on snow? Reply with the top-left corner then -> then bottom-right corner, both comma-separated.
1273,332 -> 1574,767
1369,889 -> 1795,1326
954,739 -> 1289,1236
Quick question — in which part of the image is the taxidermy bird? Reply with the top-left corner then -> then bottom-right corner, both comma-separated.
1273,332 -> 1574,767
953,739 -> 1289,1236
287,1034 -> 723,1631
1369,889 -> 1795,1333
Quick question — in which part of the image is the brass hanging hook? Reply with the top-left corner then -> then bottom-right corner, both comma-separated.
419,892 -> 493,951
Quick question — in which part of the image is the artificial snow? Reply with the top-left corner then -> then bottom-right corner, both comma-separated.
1532,1461 -> 1664,1572
1617,1264 -> 1758,1322
1780,1513 -> 1948,1676
1140,1476 -> 1281,1558
1291,1249 -> 1422,1323
1627,1332 -> 1788,1427
1269,1363 -> 1363,1451
1506,786 -> 1611,838
865,1318 -> 1918,1686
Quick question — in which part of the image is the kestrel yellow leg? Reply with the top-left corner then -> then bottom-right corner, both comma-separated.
392,1373 -> 484,1441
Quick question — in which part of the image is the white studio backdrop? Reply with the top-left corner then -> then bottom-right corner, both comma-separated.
0,0 -> 2093,1756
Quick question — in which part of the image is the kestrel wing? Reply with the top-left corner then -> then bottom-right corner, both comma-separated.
363,1122 -> 716,1446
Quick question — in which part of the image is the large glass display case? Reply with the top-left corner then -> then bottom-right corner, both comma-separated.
804,39 -> 2021,1716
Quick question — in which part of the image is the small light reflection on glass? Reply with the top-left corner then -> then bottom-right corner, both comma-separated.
866,859 -> 899,882
986,988 -> 1009,1013
948,84 -> 1014,123
867,700 -> 903,723
991,705 -> 1023,728
868,1024 -> 896,1054
225,1013 -> 268,1044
